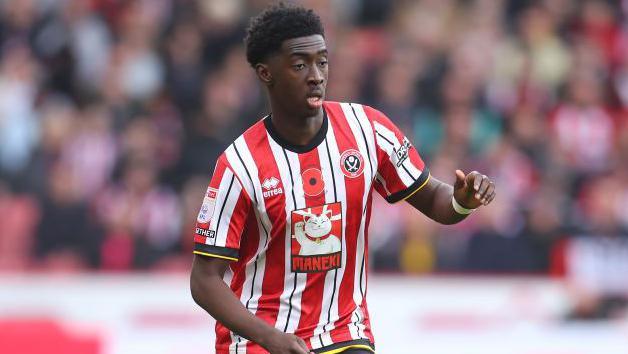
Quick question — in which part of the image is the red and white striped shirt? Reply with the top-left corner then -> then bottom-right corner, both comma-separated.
194,101 -> 429,354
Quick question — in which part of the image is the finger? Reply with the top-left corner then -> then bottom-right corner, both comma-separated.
481,183 -> 495,205
476,176 -> 490,199
291,344 -> 309,354
454,169 -> 466,189
485,190 -> 496,205
466,171 -> 481,191
296,337 -> 310,352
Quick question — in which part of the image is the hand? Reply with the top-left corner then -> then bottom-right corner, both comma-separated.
262,331 -> 313,354
453,170 -> 496,209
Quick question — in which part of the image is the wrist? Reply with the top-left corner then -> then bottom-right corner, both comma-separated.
452,196 -> 475,215
257,326 -> 282,349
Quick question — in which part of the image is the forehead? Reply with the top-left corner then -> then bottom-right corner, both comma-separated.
281,34 -> 326,55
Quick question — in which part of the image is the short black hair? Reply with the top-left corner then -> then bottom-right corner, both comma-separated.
245,2 -> 325,67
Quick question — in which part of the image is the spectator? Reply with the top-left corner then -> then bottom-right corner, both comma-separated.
0,0 -> 625,275
34,162 -> 102,270
97,157 -> 181,269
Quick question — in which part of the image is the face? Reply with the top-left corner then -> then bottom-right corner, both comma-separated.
304,211 -> 332,238
259,34 -> 328,117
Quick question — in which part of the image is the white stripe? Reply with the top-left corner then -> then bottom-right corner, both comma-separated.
349,104 -> 379,180
267,134 -> 307,334
375,172 -> 391,197
314,120 -> 350,346
377,122 -> 422,180
208,168 -> 232,234
232,137 -> 273,313
339,103 -> 370,341
309,335 -> 323,350
225,143 -> 255,209
283,149 -> 307,333
373,121 -> 423,187
212,168 -> 242,247
320,332 -> 334,348
225,138 -> 273,354
309,130 -> 340,348
341,103 -> 374,187
350,306 -> 367,339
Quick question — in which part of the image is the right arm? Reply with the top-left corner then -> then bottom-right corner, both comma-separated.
190,255 -> 312,354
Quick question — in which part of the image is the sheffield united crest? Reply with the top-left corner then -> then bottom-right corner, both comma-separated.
340,149 -> 365,178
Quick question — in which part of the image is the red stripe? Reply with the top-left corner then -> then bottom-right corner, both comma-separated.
224,192 -> 251,249
241,122 -> 288,352
210,156 -> 228,189
325,102 -> 365,343
408,147 -> 426,172
294,148 -> 327,340
215,169 -> 260,352
194,157 -> 226,248
223,212 -> 259,317
218,208 -> 261,351
361,303 -> 374,343
362,191 -> 374,343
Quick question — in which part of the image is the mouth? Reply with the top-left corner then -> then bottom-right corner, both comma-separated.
306,91 -> 324,109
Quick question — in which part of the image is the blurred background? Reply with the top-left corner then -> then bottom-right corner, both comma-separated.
0,0 -> 627,353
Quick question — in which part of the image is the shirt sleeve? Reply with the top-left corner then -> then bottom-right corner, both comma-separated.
365,105 -> 431,203
193,154 -> 251,261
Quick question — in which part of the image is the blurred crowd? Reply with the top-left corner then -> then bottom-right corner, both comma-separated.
0,0 -> 627,296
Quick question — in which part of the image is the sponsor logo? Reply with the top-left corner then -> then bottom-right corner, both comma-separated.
301,168 -> 325,196
340,149 -> 365,178
394,138 -> 411,167
290,202 -> 342,273
195,227 -> 216,239
197,187 -> 218,223
262,177 -> 283,198
292,253 -> 341,273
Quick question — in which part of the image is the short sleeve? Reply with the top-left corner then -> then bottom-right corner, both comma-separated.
365,106 -> 431,203
193,155 -> 251,261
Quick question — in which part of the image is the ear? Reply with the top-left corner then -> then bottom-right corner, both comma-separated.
255,63 -> 273,86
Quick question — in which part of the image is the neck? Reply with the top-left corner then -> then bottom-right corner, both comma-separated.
268,101 -> 324,147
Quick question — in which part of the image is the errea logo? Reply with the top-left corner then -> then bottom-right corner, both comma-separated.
262,177 -> 283,198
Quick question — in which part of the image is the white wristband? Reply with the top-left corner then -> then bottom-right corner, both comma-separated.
452,196 -> 475,215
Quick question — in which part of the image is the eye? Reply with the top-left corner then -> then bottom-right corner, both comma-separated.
293,63 -> 306,71
318,60 -> 328,67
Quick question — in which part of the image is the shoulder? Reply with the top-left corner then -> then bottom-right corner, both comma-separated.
217,117 -> 269,164
323,101 -> 384,124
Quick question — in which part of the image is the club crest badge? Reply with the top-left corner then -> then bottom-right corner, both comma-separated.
340,149 -> 365,178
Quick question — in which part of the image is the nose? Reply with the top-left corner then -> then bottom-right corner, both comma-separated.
308,65 -> 324,86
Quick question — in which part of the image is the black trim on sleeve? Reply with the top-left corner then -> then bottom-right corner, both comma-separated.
385,166 -> 431,204
193,243 -> 239,261
313,339 -> 375,353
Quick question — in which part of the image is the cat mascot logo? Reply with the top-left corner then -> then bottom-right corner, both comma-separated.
290,202 -> 342,273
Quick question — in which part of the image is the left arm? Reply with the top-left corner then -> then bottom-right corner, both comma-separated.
360,104 -> 495,223
406,170 -> 495,224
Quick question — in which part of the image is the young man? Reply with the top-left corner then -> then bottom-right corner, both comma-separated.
190,4 -> 495,354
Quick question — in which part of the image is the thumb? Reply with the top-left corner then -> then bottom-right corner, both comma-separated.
454,169 -> 466,189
